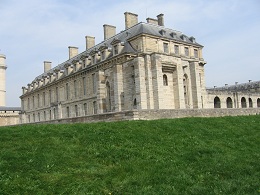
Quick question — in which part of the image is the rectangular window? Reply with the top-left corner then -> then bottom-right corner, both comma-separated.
194,49 -> 198,58
43,92 -> 46,106
37,94 -> 40,108
84,103 -> 87,115
28,98 -> 30,109
56,87 -> 59,102
163,43 -> 169,53
185,47 -> 189,56
49,90 -> 52,104
74,80 -> 77,98
75,105 -> 78,117
67,107 -> 70,118
32,96 -> 35,109
66,83 -> 70,100
114,45 -> 118,55
83,77 -> 87,96
92,73 -> 96,94
93,101 -> 97,114
174,45 -> 179,54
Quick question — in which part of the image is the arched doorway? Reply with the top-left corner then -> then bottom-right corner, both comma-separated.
257,98 -> 260,108
183,74 -> 189,108
226,97 -> 233,108
106,81 -> 111,112
241,97 -> 247,108
214,96 -> 221,108
249,98 -> 253,108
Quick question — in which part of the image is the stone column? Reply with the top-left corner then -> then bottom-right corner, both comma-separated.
189,61 -> 202,108
144,55 -> 154,109
0,54 -> 7,106
134,57 -> 148,110
113,64 -> 123,112
150,54 -> 164,109
96,70 -> 106,114
173,60 -> 185,109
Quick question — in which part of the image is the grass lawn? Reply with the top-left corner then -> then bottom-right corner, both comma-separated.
0,115 -> 259,194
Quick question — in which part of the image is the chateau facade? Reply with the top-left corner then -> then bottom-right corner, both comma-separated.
19,12 -> 260,124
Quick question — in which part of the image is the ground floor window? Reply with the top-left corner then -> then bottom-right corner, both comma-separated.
226,97 -> 233,108
241,97 -> 247,108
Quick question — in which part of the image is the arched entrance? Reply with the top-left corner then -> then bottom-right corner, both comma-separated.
226,97 -> 233,108
257,98 -> 260,108
214,96 -> 221,108
241,97 -> 247,108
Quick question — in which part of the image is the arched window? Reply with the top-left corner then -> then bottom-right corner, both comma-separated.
257,98 -> 260,108
226,97 -> 233,108
249,98 -> 253,108
163,74 -> 168,86
214,96 -> 221,108
241,97 -> 247,108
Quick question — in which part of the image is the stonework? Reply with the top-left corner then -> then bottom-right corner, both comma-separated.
19,12 -> 260,124
0,54 -> 21,126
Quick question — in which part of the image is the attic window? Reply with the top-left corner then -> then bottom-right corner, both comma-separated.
170,32 -> 176,38
190,36 -> 196,43
114,45 -> 118,55
159,29 -> 166,36
181,35 -> 186,41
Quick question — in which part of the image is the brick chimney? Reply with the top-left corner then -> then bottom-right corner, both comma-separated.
124,12 -> 138,29
85,36 -> 95,50
68,46 -> 78,59
44,61 -> 52,73
157,14 -> 164,26
103,24 -> 116,40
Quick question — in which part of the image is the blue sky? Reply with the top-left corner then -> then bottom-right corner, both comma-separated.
1,0 -> 260,106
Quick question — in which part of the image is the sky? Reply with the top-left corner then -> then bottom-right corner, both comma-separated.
1,0 -> 260,107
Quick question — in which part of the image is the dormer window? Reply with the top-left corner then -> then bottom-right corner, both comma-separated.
101,51 -> 105,60
159,29 -> 166,36
114,45 -> 118,55
91,55 -> 95,64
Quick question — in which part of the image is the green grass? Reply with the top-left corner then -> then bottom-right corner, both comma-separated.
0,115 -> 259,194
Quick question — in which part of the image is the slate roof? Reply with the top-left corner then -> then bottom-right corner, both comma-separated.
207,81 -> 260,92
0,107 -> 21,111
32,22 -> 202,83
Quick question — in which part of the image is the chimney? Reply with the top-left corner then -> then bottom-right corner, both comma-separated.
146,18 -> 158,25
157,13 -> 164,26
85,36 -> 95,50
44,61 -> 52,73
124,12 -> 138,29
68,46 -> 78,59
103,24 -> 116,40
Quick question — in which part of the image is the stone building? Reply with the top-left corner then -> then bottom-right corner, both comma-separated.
0,54 -> 20,126
19,12 -> 260,124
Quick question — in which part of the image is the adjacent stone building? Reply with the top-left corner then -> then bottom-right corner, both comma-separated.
0,54 -> 20,126
19,12 -> 260,124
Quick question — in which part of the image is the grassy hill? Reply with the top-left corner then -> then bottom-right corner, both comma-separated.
0,116 -> 259,194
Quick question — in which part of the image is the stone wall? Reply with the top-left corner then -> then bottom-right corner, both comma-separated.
0,114 -> 20,126
25,108 -> 260,125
